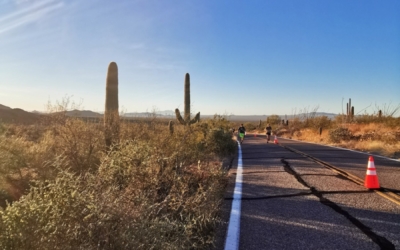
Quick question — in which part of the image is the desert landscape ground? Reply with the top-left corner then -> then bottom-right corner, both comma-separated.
0,62 -> 399,250
0,98 -> 399,249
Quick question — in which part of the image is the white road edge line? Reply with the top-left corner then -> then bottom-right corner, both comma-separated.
280,137 -> 400,163
224,141 -> 243,250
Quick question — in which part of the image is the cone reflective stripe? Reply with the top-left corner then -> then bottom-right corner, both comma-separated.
364,156 -> 380,189
274,136 -> 278,144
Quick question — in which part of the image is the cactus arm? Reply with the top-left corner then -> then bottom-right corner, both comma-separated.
189,112 -> 200,125
176,73 -> 201,126
175,108 -> 186,125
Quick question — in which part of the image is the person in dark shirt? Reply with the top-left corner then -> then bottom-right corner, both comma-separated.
238,124 -> 246,144
266,124 -> 272,143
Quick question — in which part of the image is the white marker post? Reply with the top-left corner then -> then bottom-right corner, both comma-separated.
224,142 -> 243,250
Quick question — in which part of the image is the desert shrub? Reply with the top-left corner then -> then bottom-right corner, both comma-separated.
0,189 -> 12,208
333,114 -> 348,125
0,117 -> 104,200
288,117 -> 303,136
0,123 -> 6,136
0,135 -> 229,249
378,116 -> 400,128
43,117 -> 104,174
266,114 -> 281,126
3,123 -> 46,142
0,114 -> 235,249
243,122 -> 257,131
205,129 -> 236,158
381,131 -> 400,144
329,127 -> 352,143
266,115 -> 282,128
308,116 -> 331,130
0,137 -> 37,199
354,114 -> 380,124
0,168 -> 151,250
198,115 -> 236,158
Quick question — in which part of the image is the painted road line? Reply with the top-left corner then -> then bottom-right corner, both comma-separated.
224,142 -> 243,250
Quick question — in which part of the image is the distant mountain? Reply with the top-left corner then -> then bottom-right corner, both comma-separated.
0,103 -> 339,124
0,104 -> 11,110
65,110 -> 102,118
283,112 -> 338,119
124,110 -> 175,117
32,110 -> 44,114
0,105 -> 42,124
227,112 -> 338,122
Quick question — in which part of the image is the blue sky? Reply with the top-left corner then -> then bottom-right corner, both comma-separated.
1,0 -> 399,116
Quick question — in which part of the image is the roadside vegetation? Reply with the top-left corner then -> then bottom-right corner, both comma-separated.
234,105 -> 400,160
281,114 -> 400,159
0,110 -> 236,249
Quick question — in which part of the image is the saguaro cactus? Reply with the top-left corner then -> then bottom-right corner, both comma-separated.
346,98 -> 355,121
175,73 -> 200,125
346,98 -> 351,116
104,62 -> 120,148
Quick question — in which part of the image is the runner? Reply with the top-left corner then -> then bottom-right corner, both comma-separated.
238,124 -> 246,144
265,123 -> 272,143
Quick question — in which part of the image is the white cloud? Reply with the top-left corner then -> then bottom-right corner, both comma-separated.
0,0 -> 64,35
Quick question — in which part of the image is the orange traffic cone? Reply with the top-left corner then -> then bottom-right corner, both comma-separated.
274,136 -> 278,144
364,156 -> 380,189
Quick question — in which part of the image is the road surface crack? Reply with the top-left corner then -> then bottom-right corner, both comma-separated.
281,158 -> 395,250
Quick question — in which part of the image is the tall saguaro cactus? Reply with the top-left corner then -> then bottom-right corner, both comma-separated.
104,62 -> 120,148
175,73 -> 200,125
184,73 -> 191,122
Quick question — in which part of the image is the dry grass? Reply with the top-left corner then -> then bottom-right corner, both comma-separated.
282,117 -> 400,160
0,114 -> 237,249
335,140 -> 400,158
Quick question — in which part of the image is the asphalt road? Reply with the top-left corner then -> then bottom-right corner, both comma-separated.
278,137 -> 400,195
218,134 -> 400,250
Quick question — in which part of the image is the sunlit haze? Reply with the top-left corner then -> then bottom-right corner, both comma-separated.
1,0 -> 399,116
